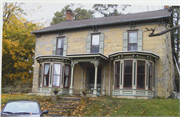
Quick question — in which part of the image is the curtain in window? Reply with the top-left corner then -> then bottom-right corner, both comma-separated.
53,64 -> 61,87
64,65 -> 70,87
44,64 -> 50,86
129,32 -> 137,43
58,39 -> 64,48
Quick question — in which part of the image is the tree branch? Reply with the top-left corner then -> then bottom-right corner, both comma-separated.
149,25 -> 180,37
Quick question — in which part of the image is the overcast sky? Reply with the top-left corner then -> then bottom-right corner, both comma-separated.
1,0 -> 179,27
22,3 -> 165,27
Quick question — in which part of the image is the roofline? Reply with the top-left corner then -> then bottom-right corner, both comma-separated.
32,15 -> 171,34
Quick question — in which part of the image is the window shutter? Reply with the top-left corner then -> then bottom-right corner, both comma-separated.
63,37 -> 68,56
99,33 -> 104,54
137,31 -> 143,51
52,38 -> 57,55
123,32 -> 128,51
86,34 -> 91,53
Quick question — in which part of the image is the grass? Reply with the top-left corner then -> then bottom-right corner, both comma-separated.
1,94 -> 179,116
74,96 -> 179,116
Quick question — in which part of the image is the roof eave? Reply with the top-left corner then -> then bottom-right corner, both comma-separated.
32,15 -> 171,34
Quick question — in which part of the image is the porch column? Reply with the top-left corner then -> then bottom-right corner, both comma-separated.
93,60 -> 99,97
69,61 -> 75,95
102,67 -> 106,95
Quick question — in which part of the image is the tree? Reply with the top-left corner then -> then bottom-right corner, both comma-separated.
50,4 -> 94,25
92,4 -> 130,17
2,2 -> 43,87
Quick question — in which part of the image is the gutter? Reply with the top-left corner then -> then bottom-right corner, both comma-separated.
32,15 -> 171,34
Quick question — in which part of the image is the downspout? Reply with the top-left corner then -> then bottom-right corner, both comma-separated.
155,60 -> 157,98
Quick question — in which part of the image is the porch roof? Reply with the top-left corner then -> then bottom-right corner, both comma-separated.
36,55 -> 70,63
109,51 -> 160,60
66,53 -> 109,61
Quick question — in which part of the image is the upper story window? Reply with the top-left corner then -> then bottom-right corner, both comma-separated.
56,38 -> 64,55
91,34 -> 100,53
128,32 -> 137,51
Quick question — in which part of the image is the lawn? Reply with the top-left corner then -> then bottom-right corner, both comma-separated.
1,94 -> 179,116
74,96 -> 179,116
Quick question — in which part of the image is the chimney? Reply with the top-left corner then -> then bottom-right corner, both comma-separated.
164,5 -> 169,10
66,10 -> 73,21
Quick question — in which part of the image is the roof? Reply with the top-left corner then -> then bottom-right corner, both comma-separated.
32,9 -> 171,34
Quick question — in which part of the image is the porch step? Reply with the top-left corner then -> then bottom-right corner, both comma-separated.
60,97 -> 81,101
47,96 -> 81,116
46,114 -> 63,116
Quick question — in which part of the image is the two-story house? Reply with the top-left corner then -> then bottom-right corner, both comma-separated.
32,9 -> 174,99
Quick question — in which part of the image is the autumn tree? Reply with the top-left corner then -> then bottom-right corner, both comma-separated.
2,2 -> 43,87
50,4 -> 94,25
92,4 -> 130,17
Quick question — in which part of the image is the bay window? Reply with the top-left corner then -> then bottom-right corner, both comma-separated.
114,61 -> 120,88
53,63 -> 61,87
91,34 -> 99,53
43,63 -> 50,87
148,62 -> 153,90
137,60 -> 145,89
64,65 -> 70,88
124,60 -> 132,88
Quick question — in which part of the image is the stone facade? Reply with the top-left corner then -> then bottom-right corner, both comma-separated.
32,23 -> 174,98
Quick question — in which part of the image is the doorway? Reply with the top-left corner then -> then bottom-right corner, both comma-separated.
86,65 -> 101,93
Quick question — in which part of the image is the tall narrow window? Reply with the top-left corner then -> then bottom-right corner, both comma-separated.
38,64 -> 42,87
128,32 -> 137,51
115,61 -> 120,88
53,63 -> 61,87
148,62 -> 153,90
43,63 -> 50,87
64,65 -> 70,88
137,61 -> 145,89
56,38 -> 64,55
124,60 -> 132,88
91,34 -> 99,53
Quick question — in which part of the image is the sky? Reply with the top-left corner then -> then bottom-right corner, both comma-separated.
1,0 -> 180,27
22,3 -> 165,27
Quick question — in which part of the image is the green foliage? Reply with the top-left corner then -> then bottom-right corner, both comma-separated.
2,2 -> 44,87
50,4 -> 94,25
93,4 -> 130,17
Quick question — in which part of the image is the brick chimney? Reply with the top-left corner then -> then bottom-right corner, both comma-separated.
66,10 -> 73,21
164,5 -> 169,10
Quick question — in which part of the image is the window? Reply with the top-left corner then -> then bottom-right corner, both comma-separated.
137,61 -> 145,89
56,38 -> 64,55
43,63 -> 50,87
114,61 -> 120,88
148,62 -> 153,90
64,65 -> 70,88
53,63 -> 61,87
124,60 -> 132,88
128,32 -> 137,51
38,64 -> 42,87
91,34 -> 99,53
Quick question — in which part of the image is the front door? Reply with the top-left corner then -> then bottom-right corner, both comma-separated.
86,66 -> 101,93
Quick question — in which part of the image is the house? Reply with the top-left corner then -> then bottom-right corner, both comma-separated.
32,9 -> 175,99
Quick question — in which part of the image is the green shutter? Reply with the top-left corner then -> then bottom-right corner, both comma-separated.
86,34 -> 91,53
123,32 -> 128,51
52,38 -> 57,55
99,33 -> 104,54
137,31 -> 143,51
63,37 -> 68,56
